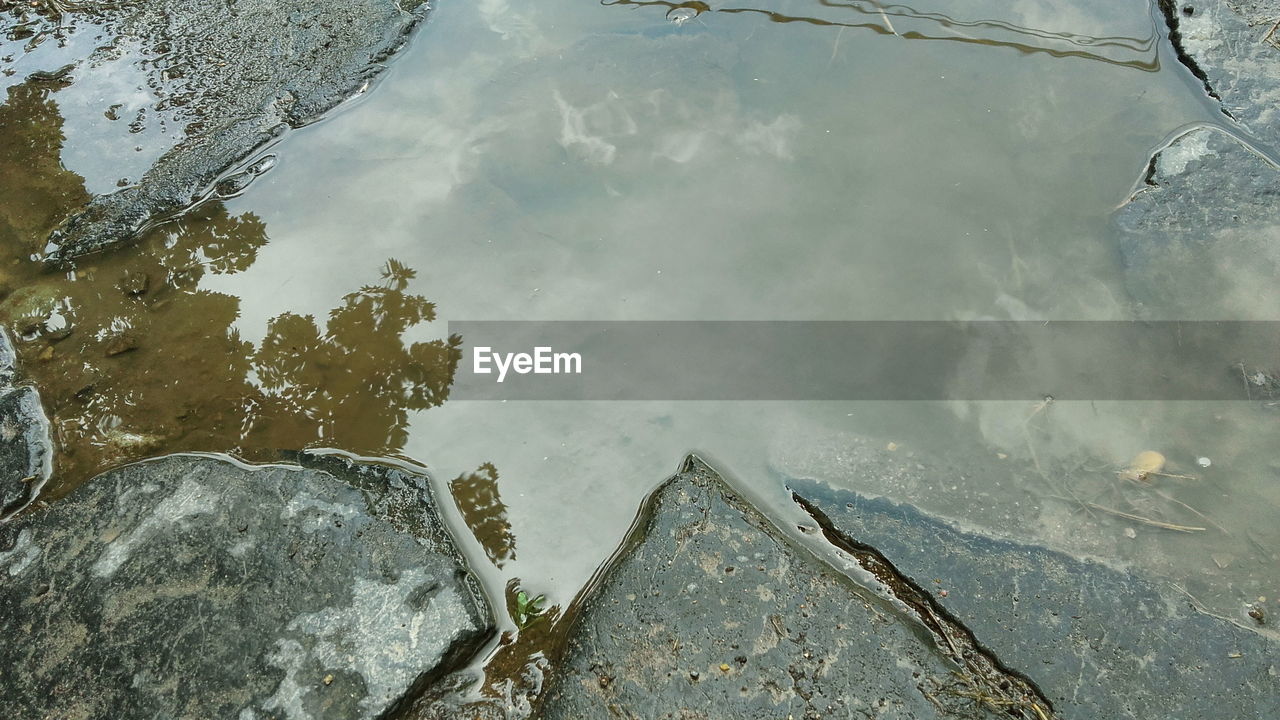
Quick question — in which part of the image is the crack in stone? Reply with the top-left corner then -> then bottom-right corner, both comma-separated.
792,493 -> 1056,720
1156,0 -> 1236,118
1142,152 -> 1161,186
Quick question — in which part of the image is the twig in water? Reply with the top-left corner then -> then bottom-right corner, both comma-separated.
828,26 -> 846,67
1139,470 -> 1199,482
1263,19 -> 1280,49
1148,487 -> 1230,535
1171,583 -> 1255,630
1082,502 -> 1205,532
1023,396 -> 1096,519
1022,395 -> 1053,475
878,7 -> 897,35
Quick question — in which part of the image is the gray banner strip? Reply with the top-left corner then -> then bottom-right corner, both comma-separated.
446,321 -> 1280,400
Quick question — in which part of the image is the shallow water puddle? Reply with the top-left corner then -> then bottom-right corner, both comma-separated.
1,0 -> 1277,696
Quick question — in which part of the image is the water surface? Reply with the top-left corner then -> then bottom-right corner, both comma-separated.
2,0 -> 1276,696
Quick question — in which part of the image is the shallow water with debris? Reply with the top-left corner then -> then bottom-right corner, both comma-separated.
2,0 -> 1277,703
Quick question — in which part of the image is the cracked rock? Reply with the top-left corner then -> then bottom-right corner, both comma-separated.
1114,126 -> 1280,318
7,0 -> 430,264
539,456 -> 1006,720
790,478 -> 1280,719
0,451 -> 492,719
1119,2 -> 1280,319
1166,0 -> 1280,146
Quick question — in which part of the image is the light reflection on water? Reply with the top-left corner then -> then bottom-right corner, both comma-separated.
608,0 -> 1162,71
2,0 -> 1275,657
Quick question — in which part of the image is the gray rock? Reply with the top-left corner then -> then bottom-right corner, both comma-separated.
1124,2 -> 1280,317
1167,0 -> 1280,147
0,329 -> 52,518
768,425 -> 1280,626
1222,0 -> 1280,24
539,457 -> 1028,720
1114,126 -> 1280,317
0,386 -> 52,515
25,0 -> 429,264
0,327 -> 15,385
789,477 -> 1280,719
0,451 -> 492,719
1119,1 -> 1280,318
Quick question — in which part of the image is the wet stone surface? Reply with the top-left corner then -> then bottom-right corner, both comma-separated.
0,451 -> 492,720
1114,126 -> 1280,318
538,457 -> 1004,720
0,329 -> 51,517
790,478 -> 1280,719
1173,0 -> 1280,146
1123,1 -> 1280,318
6,0 -> 430,264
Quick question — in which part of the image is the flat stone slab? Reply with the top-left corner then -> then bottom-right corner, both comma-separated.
1,0 -> 429,264
0,329 -> 52,518
1114,126 -> 1280,318
0,451 -> 492,719
789,477 -> 1280,719
539,457 -> 1023,720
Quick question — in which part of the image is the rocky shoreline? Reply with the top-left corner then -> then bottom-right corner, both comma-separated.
2,0 -> 430,265
3,442 -> 1276,718
3,0 -> 1280,717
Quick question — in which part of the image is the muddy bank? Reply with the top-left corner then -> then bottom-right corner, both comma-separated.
0,0 -> 429,264
0,451 -> 491,719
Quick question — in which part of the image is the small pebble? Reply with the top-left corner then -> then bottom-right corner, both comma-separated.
45,325 -> 73,342
1197,456 -> 1211,468
105,334 -> 138,357
322,674 -> 333,686
120,271 -> 150,297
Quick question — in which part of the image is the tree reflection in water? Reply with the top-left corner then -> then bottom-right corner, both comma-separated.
0,73 -> 461,496
450,462 -> 517,568
2,76 -> 537,706
601,0 -> 1160,71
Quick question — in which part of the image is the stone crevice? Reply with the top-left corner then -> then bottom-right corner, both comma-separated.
1156,0 -> 1235,116
792,492 -> 1056,720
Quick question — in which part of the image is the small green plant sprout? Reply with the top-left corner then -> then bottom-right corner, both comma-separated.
513,590 -> 546,629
